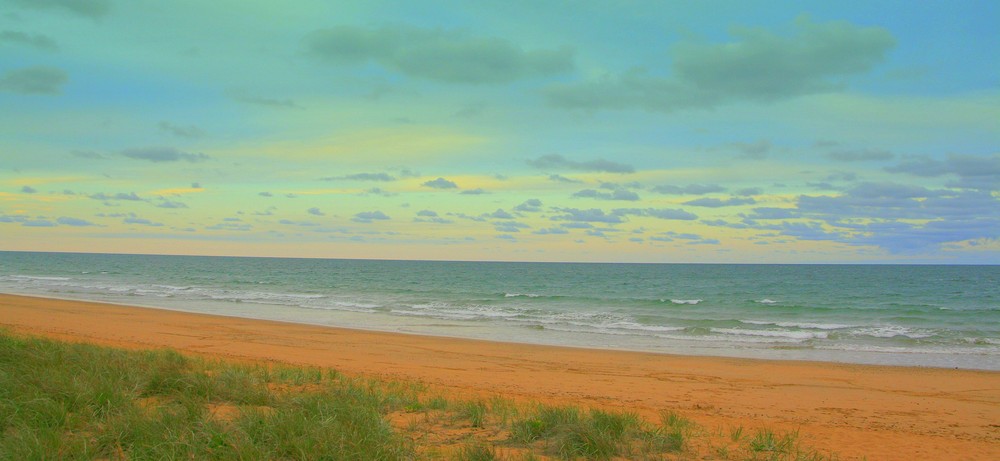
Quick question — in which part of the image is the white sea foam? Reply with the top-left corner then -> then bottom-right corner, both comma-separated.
710,327 -> 828,341
669,299 -> 702,305
756,299 -> 778,304
743,320 -> 855,330
851,326 -> 934,339
504,292 -> 540,298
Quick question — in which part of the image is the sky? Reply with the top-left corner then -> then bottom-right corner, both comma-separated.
1,0 -> 998,264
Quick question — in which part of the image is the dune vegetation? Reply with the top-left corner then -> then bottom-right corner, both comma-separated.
0,331 -> 834,460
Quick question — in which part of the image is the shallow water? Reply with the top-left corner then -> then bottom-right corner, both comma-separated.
2,251 -> 998,370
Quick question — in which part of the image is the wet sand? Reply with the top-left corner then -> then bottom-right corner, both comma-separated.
1,293 -> 997,460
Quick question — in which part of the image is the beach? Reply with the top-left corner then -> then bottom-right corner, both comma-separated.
1,293 -> 997,460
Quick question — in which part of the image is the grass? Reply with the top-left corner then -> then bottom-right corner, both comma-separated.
0,330 -> 837,460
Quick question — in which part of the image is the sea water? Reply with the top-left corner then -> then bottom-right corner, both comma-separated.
1,251 -> 998,370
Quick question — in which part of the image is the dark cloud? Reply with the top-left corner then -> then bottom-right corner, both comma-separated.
158,121 -> 205,139
422,177 -> 458,189
885,154 -> 1000,190
353,210 -> 391,223
0,66 -> 68,95
8,0 -> 110,18
527,154 -> 634,173
0,30 -> 58,51
121,147 -> 210,163
545,17 -> 894,112
303,25 -> 573,84
259,191 -> 273,197
416,210 -> 438,217
307,207 -> 325,216
827,148 -> 893,162
650,183 -> 726,195
683,197 -> 756,207
323,172 -> 397,182
460,188 -> 487,195
20,186 -> 37,194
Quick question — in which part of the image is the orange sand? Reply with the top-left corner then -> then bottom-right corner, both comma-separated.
1,293 -> 997,460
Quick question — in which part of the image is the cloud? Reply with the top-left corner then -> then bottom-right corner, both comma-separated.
353,210 -> 390,223
422,177 -> 458,189
8,0 -> 111,18
323,172 -> 396,182
89,192 -> 143,201
651,184 -> 726,195
514,199 -> 542,212
158,121 -> 205,139
0,66 -> 68,95
259,191 -> 273,197
827,148 -> 894,162
740,182 -> 1000,252
124,217 -> 163,227
460,188 -> 487,195
121,147 -> 210,163
495,221 -> 530,232
303,25 -> 573,84
551,208 -> 624,224
533,227 -> 569,235
885,154 -> 1000,190
56,216 -> 95,226
572,188 -> 640,201
527,154 -> 634,173
0,30 -> 58,51
307,207 -> 325,216
20,186 -> 37,194
22,219 -> 55,227
156,200 -> 188,209
544,17 -> 894,112
489,209 -> 514,219
636,208 -> 699,220
414,210 -> 455,224
683,197 -> 756,207
547,174 -> 581,183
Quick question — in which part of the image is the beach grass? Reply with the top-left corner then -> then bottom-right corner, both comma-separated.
0,330 -> 836,460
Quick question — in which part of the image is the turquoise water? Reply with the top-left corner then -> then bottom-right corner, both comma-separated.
1,251 -> 998,370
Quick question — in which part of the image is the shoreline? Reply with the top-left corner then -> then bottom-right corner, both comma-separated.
2,293 -> 998,460
6,288 -> 995,372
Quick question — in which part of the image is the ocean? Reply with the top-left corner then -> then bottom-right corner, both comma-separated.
1,251 -> 998,370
